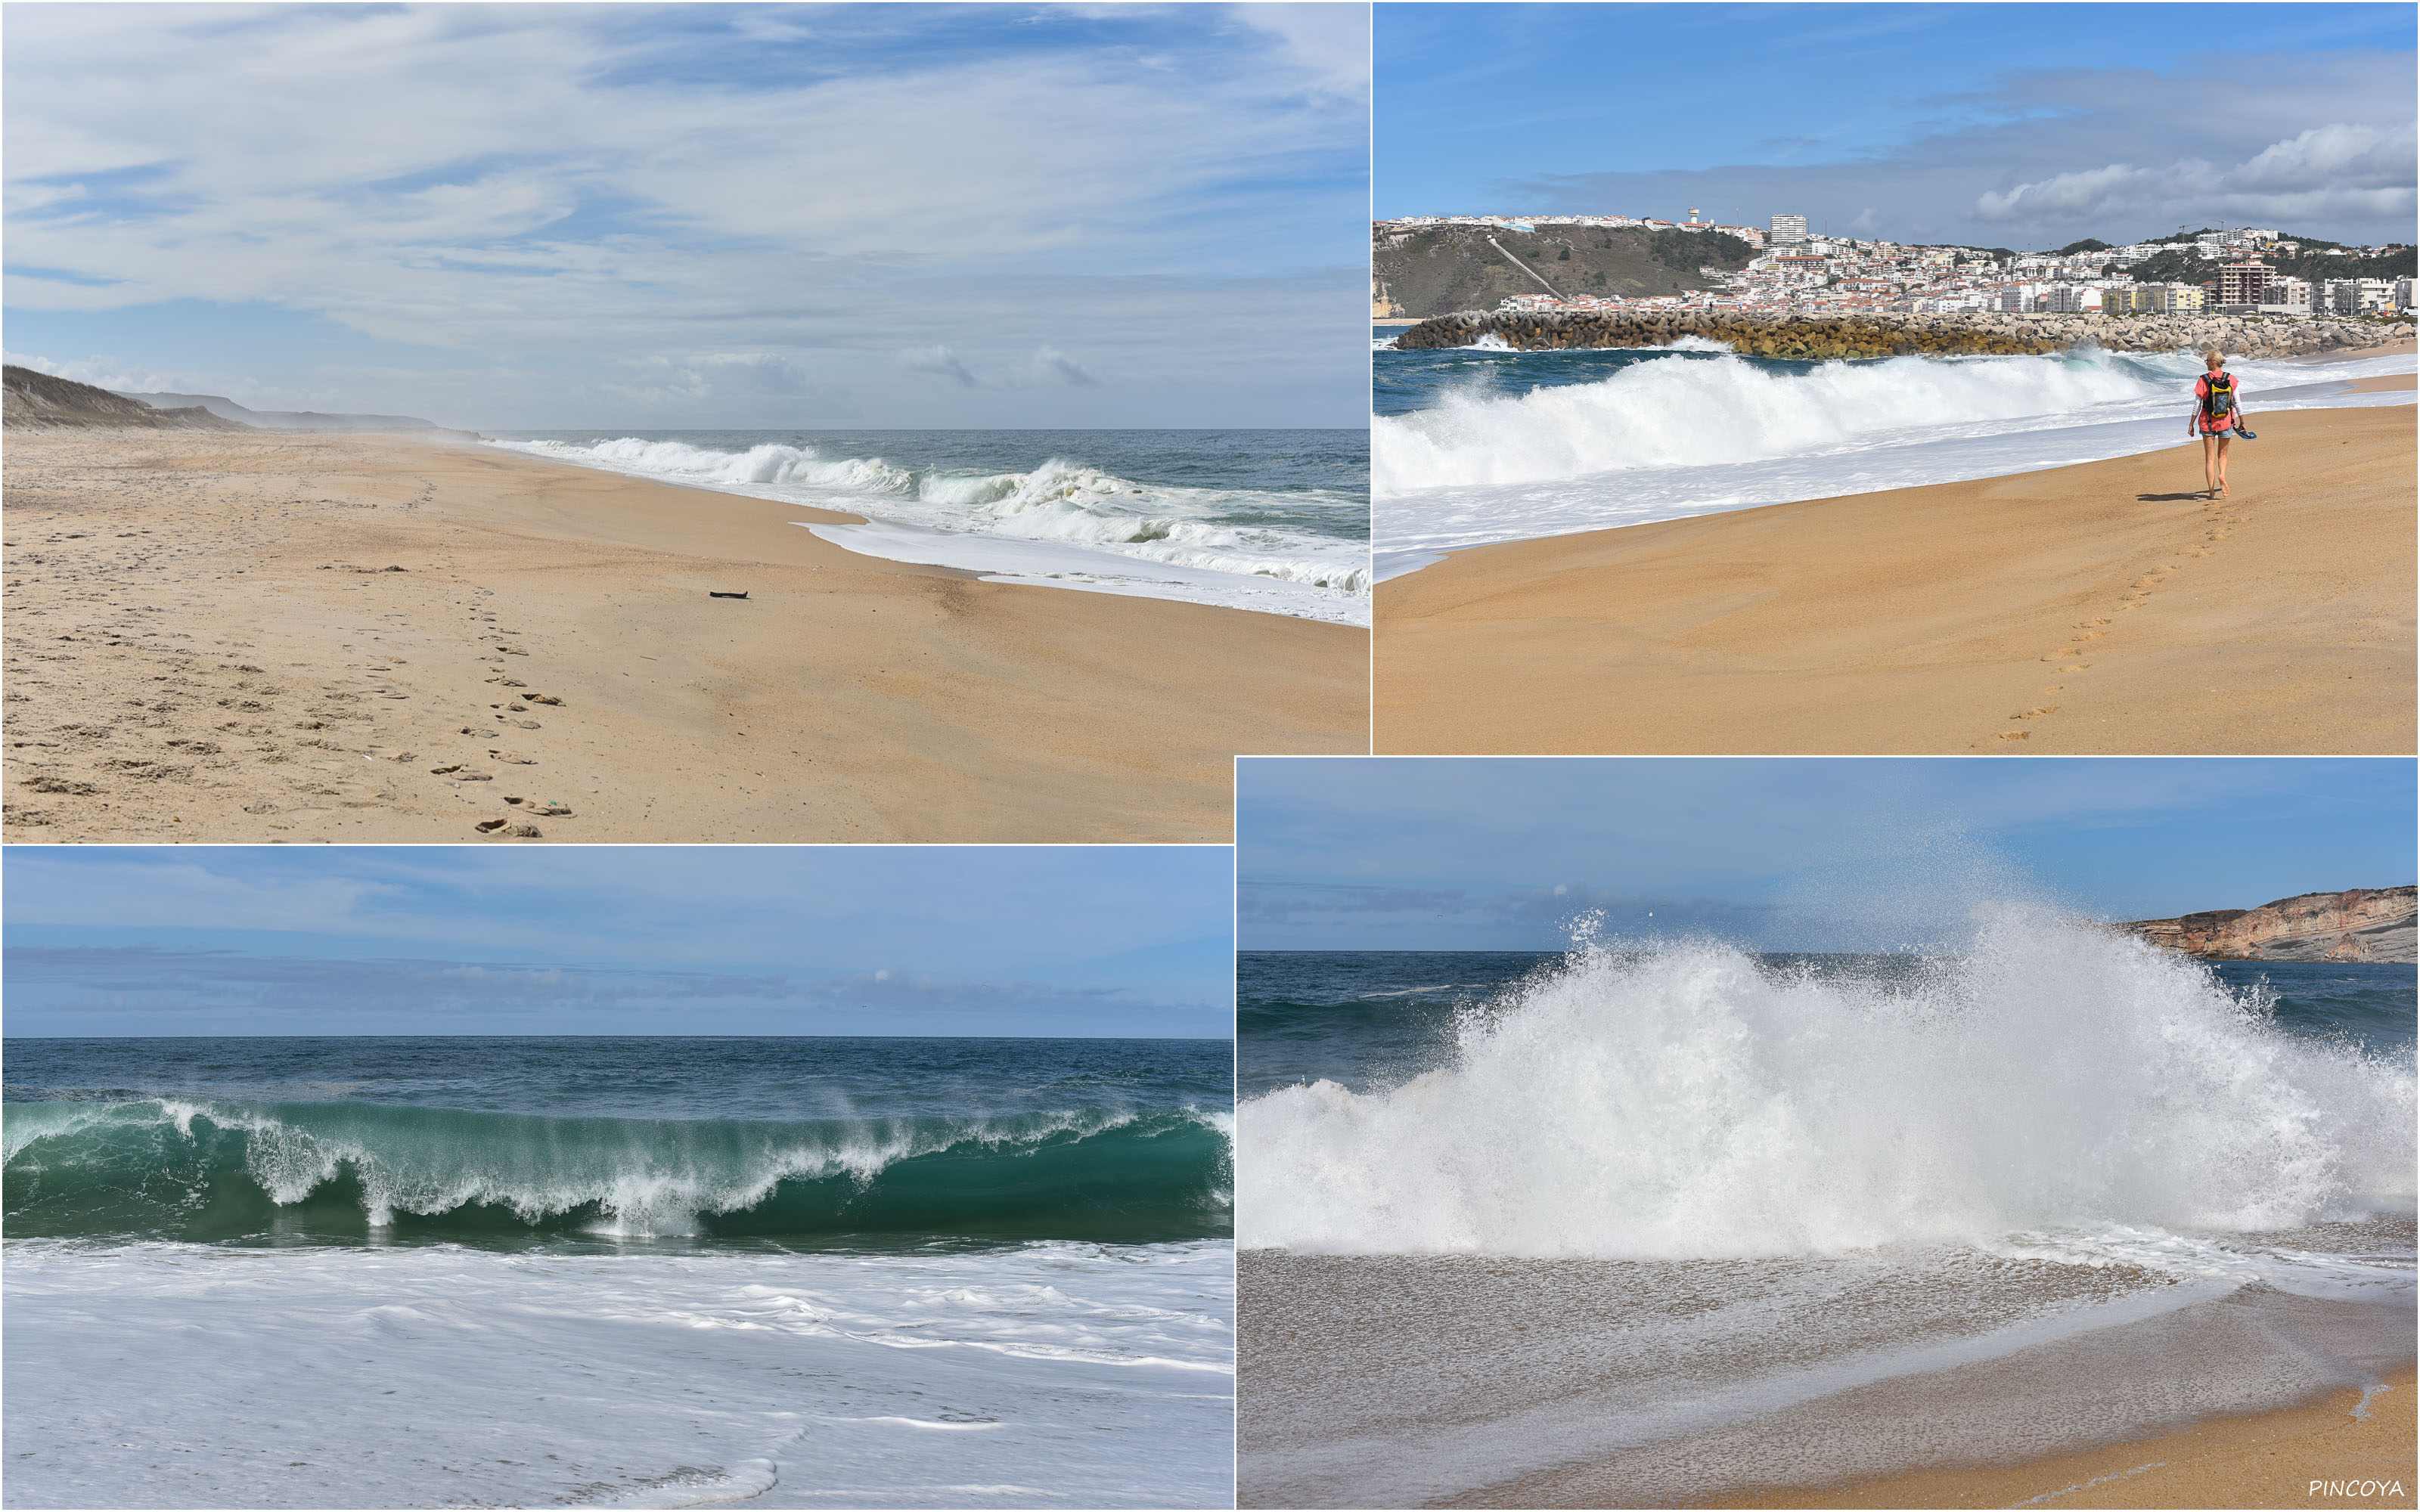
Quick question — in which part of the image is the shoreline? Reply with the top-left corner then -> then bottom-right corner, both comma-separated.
1374,398 -> 2415,754
1372,347 -> 2415,579
2,428 -> 1365,843
478,435 -> 1373,627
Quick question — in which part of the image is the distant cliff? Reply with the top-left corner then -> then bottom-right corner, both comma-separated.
2114,888 -> 2416,965
108,389 -> 442,432
1393,308 -> 2412,361
2,366 -> 247,431
1375,224 -> 1754,320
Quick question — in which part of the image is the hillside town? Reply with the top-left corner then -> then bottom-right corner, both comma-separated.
1376,209 -> 2414,321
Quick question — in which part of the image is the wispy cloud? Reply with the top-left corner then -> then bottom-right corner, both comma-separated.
1018,343 -> 1097,387
895,344 -> 977,386
2,3 -> 1370,426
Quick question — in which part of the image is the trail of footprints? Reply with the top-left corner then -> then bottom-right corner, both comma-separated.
1984,497 -> 2245,745
428,584 -> 584,840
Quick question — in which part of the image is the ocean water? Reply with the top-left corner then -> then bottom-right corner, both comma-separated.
4,1036 -> 1235,1509
1372,331 -> 2418,578
485,428 -> 1370,624
1235,924 -> 2417,1504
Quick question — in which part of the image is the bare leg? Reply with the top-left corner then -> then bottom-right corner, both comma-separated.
2203,433 -> 2220,497
2214,434 -> 2230,496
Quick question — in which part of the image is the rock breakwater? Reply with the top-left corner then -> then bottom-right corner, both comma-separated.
2114,887 -> 2417,964
1394,309 -> 2412,361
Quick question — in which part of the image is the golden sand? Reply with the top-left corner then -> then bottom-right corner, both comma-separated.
1376,401 -> 2415,755
1733,1367 -> 2417,1510
3,429 -> 1366,842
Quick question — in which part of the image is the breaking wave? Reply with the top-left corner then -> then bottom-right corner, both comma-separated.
502,437 -> 1370,594
1238,912 -> 2415,1258
5,1101 -> 1233,1244
1372,345 -> 2195,497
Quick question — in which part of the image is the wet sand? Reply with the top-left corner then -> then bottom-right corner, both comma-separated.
1375,399 -> 2415,755
1239,1250 -> 2415,1510
3,429 -> 1366,842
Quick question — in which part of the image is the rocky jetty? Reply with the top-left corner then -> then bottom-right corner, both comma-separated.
1393,309 -> 2412,361
2114,887 -> 2416,964
2,366 -> 247,431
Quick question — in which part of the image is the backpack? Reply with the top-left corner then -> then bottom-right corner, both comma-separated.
2201,371 -> 2236,420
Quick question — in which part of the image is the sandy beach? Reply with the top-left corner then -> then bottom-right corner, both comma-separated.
1732,1366 -> 2415,1510
3,429 -> 1366,843
1375,393 -> 2415,755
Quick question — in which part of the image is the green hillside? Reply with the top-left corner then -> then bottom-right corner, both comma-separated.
1374,224 -> 1754,319
2116,231 -> 2413,287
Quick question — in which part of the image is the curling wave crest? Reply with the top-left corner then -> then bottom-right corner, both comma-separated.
4,1101 -> 1233,1244
1238,912 -> 2415,1259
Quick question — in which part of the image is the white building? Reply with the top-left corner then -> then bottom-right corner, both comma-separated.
1769,212 -> 1808,247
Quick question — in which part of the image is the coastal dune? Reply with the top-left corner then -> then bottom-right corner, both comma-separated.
3,430 -> 1365,842
1376,399 -> 2415,754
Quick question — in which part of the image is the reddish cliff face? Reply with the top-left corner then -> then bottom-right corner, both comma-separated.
2115,887 -> 2416,964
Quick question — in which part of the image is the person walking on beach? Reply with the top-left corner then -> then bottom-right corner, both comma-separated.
2192,349 -> 2243,498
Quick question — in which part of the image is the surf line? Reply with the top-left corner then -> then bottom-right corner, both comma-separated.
2012,1458 -> 2169,1507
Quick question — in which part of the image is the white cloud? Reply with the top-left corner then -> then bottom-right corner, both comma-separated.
895,344 -> 977,386
1975,122 -> 2418,228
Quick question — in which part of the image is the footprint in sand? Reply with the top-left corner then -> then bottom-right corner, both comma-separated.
1993,731 -> 2030,742
2012,706 -> 2056,720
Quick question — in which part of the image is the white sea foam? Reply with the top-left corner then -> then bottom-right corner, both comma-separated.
1373,346 -> 2417,575
1238,911 -> 2416,1259
2,1238 -> 1233,1508
493,438 -> 1368,623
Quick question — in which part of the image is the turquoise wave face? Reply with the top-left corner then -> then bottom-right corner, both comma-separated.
4,1100 -> 1233,1247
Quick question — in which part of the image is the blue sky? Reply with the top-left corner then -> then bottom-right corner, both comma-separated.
2,846 -> 1235,1038
1238,758 -> 2417,951
2,3 -> 1369,429
1378,3 -> 2416,247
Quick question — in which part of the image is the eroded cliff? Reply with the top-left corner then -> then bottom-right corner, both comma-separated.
2114,887 -> 2416,964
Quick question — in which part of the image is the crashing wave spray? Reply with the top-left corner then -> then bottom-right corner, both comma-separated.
1238,909 -> 2415,1258
1372,346 -> 2189,496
